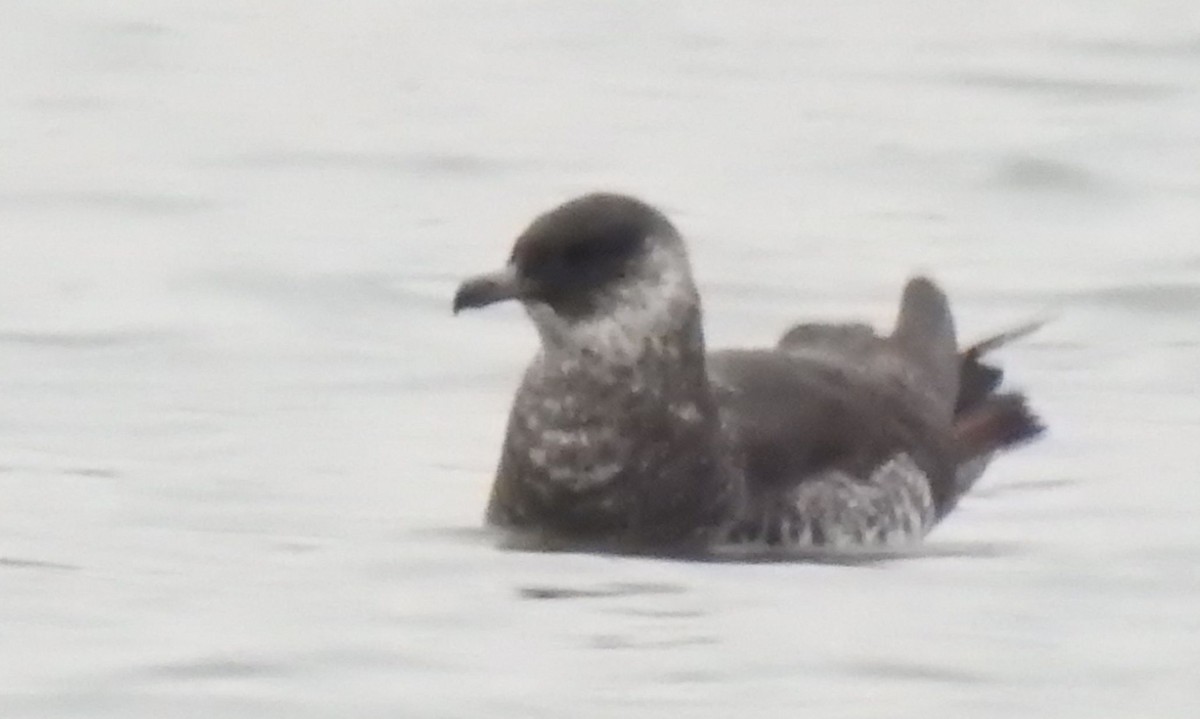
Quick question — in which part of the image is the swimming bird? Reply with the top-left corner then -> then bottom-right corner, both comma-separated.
453,193 -> 1043,555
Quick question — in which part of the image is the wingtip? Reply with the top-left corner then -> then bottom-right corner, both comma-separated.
894,275 -> 954,343
901,275 -> 943,300
891,275 -> 959,409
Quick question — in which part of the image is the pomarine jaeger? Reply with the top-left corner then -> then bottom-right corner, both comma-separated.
453,193 -> 1044,555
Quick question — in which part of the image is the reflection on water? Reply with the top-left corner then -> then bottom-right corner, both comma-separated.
3,1 -> 1200,717
518,582 -> 687,601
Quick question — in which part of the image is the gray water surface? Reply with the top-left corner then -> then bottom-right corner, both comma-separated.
3,2 -> 1200,717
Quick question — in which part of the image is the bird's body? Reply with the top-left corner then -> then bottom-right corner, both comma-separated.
453,193 -> 1043,556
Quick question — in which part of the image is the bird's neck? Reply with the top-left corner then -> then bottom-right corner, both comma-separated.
539,301 -> 711,400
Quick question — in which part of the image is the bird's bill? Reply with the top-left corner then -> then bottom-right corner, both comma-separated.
452,265 -> 522,313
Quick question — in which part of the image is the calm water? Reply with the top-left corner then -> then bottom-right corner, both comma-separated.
3,2 -> 1200,717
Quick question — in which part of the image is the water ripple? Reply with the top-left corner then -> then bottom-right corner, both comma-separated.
990,155 -> 1110,193
0,557 -> 80,571
0,191 -> 216,215
0,329 -> 174,349
952,72 -> 1176,100
1066,282 -> 1200,314
223,150 -> 531,177
518,582 -> 686,600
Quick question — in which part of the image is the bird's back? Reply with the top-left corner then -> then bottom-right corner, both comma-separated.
706,278 -> 971,546
708,346 -> 955,490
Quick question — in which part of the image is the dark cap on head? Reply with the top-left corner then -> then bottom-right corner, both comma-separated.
452,193 -> 678,318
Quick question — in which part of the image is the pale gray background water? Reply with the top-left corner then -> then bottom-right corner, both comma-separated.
2,2 -> 1199,717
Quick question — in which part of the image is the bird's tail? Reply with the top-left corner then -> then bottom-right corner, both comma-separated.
954,391 -> 1044,458
945,320 -> 1046,506
955,319 -> 1045,416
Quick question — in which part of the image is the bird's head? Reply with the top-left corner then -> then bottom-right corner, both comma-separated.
453,193 -> 700,358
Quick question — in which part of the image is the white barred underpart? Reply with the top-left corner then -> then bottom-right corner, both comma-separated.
526,239 -> 695,365
719,453 -> 936,549
519,413 -> 627,491
512,238 -> 703,493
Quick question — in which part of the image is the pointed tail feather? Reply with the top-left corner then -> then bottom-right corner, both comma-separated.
956,318 -> 1048,415
964,318 -> 1048,357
